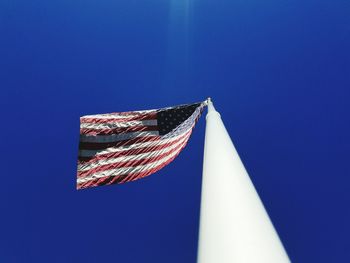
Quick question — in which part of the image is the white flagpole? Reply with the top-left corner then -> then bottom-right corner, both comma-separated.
197,98 -> 290,263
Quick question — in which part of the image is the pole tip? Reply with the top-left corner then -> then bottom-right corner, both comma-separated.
205,97 -> 212,105
205,97 -> 219,118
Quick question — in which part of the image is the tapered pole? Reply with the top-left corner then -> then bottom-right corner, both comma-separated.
197,98 -> 290,263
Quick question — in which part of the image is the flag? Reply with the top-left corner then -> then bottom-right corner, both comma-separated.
77,101 -> 207,189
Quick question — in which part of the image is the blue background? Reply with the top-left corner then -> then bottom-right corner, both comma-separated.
1,0 -> 349,262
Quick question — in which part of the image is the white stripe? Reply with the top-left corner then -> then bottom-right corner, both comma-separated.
80,119 -> 158,130
80,131 -> 159,143
81,110 -> 156,119
77,142 -> 185,184
79,129 -> 192,158
78,132 -> 191,172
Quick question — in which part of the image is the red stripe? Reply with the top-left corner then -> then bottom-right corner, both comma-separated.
78,130 -> 192,165
77,134 -> 190,178
77,141 -> 188,190
80,112 -> 157,124
80,125 -> 158,136
119,140 -> 187,184
78,135 -> 161,152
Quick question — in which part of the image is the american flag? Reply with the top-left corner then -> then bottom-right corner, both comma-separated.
77,101 -> 207,189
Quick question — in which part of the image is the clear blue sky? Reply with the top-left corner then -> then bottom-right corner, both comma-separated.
1,0 -> 349,262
